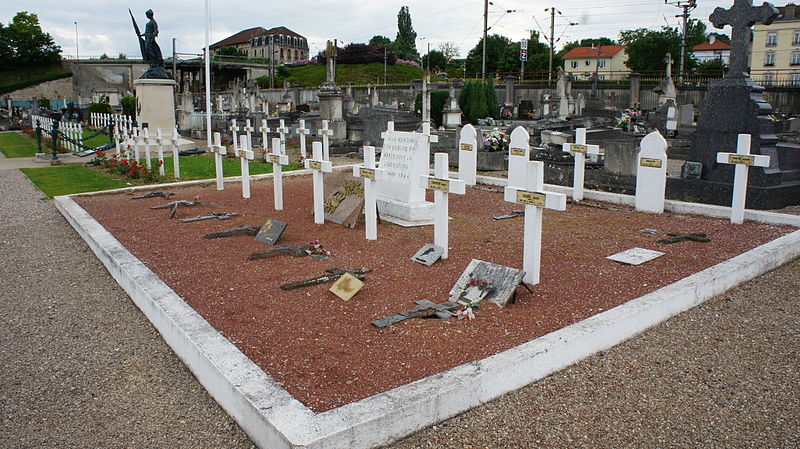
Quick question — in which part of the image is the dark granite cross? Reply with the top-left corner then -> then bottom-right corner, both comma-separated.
710,0 -> 779,78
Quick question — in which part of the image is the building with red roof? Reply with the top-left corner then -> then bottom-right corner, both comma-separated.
210,26 -> 309,64
562,45 -> 629,80
692,36 -> 731,65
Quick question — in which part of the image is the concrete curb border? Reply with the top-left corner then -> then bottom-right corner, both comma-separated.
56,173 -> 800,449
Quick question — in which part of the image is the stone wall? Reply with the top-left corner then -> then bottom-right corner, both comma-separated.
6,77 -> 74,101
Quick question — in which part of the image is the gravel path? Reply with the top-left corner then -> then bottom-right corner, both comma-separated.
1,168 -> 798,448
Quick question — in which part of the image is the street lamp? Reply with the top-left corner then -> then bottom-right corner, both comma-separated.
74,22 -> 79,60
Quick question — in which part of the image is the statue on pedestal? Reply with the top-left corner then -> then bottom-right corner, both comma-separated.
130,9 -> 170,79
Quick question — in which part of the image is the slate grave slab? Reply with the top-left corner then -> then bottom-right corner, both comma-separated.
255,219 -> 287,245
411,244 -> 443,266
606,247 -> 665,265
448,259 -> 526,308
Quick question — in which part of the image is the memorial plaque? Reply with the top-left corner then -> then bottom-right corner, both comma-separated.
640,158 -> 663,168
568,144 -> 588,153
606,247 -> 665,266
309,160 -> 323,170
460,143 -> 473,151
449,259 -> 526,308
359,167 -> 376,180
377,130 -> 428,203
509,147 -> 526,156
329,272 -> 364,301
427,178 -> 450,192
269,154 -> 282,164
411,244 -> 444,266
255,218 -> 287,245
728,154 -> 755,166
515,190 -> 546,206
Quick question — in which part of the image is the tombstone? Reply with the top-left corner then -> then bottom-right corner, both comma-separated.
540,93 -> 551,118
267,137 -> 289,210
635,131 -> 668,213
518,100 -> 534,119
352,145 -> 386,240
419,153 -> 466,259
318,40 -> 346,139
507,127 -> 531,188
276,119 -> 289,152
142,127 -> 152,169
652,53 -> 678,106
258,119 -> 272,150
210,132 -> 226,190
411,244 -> 444,266
562,128 -> 601,202
678,104 -> 694,126
449,259 -> 526,308
442,85 -> 462,129
304,141 -> 333,224
716,134 -> 771,224
575,94 -> 585,117
458,124 -> 478,186
375,121 -> 436,225
503,161 -> 567,285
235,134 -> 254,199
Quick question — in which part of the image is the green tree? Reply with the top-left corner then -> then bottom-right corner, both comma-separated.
117,53 -> 127,60
369,35 -> 392,47
99,53 -> 110,60
394,6 -> 419,60
465,34 -> 511,75
0,12 -> 61,66
620,20 -> 706,72
423,49 -> 446,71
215,45 -> 246,57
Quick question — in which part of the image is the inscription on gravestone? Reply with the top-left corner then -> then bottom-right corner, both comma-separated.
255,219 -> 287,245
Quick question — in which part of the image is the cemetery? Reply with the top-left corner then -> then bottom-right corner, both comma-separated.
3,1 -> 800,447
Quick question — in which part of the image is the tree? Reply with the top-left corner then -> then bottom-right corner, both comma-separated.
0,12 -> 61,66
338,43 -> 395,65
117,53 -> 127,60
215,45 -> 246,57
465,34 -> 511,75
620,20 -> 707,72
369,35 -> 392,47
99,53 -> 110,60
438,42 -> 459,63
498,31 -> 553,74
394,6 -> 419,61
422,49 -> 446,71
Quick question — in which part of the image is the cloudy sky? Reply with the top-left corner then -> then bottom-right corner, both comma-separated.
2,0 -> 726,60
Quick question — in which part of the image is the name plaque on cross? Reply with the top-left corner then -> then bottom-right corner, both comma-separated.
515,190 -> 546,206
460,143 -> 473,151
427,178 -> 450,191
569,144 -> 588,153
727,154 -> 755,165
308,160 -> 322,170
510,147 -> 525,156
640,158 -> 663,168
269,154 -> 283,164
359,168 -> 376,180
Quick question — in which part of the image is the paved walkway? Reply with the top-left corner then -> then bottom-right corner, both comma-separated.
0,168 -> 797,448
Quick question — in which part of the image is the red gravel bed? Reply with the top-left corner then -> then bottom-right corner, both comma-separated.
76,175 -> 795,412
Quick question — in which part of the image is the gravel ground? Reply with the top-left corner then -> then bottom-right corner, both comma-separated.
1,167 -> 798,448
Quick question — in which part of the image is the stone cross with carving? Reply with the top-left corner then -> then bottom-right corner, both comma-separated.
710,0 -> 779,78
664,53 -> 674,79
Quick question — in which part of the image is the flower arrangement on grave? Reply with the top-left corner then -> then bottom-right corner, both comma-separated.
483,128 -> 509,152
617,111 -> 633,131
500,108 -> 512,119
456,277 -> 494,320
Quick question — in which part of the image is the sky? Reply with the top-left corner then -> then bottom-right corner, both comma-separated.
2,0 -> 728,61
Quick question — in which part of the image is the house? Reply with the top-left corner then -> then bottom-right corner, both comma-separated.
751,3 -> 800,86
562,45 -> 628,80
692,35 -> 731,65
210,26 -> 309,65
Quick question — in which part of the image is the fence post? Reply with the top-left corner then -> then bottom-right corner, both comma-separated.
51,120 -> 62,165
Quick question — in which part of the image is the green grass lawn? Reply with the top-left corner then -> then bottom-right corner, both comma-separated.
82,129 -> 111,148
0,132 -> 39,158
281,62 -> 423,87
20,165 -> 129,198
132,156 -> 295,179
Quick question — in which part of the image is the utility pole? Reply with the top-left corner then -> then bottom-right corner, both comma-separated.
482,0 -> 488,82
665,0 -> 697,83
384,45 -> 387,85
544,7 -> 560,83
270,35 -> 275,89
74,22 -> 79,60
172,38 -> 177,81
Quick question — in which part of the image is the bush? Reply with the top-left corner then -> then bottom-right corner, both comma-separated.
88,102 -> 112,115
414,90 -> 450,127
121,96 -> 136,118
337,43 -> 396,65
458,80 -> 499,124
38,98 -> 51,109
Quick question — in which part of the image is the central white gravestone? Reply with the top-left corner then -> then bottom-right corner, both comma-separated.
635,131 -> 669,214
458,124 -> 478,186
508,127 -> 531,188
376,121 -> 436,226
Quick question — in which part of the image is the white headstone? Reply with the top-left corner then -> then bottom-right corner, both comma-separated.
458,124 -> 478,186
419,153 -> 466,259
503,161 -> 567,284
562,128 -> 601,202
304,141 -> 333,224
508,126 -> 531,188
635,131 -> 669,213
267,137 -> 289,210
716,133 -> 771,224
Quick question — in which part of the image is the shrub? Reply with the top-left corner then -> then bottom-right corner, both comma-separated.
121,96 -> 136,118
88,102 -> 112,114
414,90 -> 449,127
458,80 -> 499,124
38,98 -> 51,109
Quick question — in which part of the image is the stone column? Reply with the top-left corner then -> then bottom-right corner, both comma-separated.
629,72 -> 641,108
504,75 -> 516,105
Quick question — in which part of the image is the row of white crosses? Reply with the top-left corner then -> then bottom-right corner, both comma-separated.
115,125 -> 181,178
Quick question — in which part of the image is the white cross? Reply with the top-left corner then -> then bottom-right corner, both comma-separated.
562,128 -> 601,202
114,124 -> 123,158
155,129 -> 165,176
635,131 -> 669,214
258,119 -> 272,152
304,141 -> 333,224
419,152 -> 466,259
716,133 -> 771,224
142,127 -> 152,169
296,119 -> 310,159
504,161 -> 567,285
229,119 -> 240,153
243,119 -> 255,151
235,134 -> 254,199
458,124 -> 478,186
421,121 -> 438,144
210,132 -> 227,190
267,137 -> 289,210
319,120 -> 333,160
508,127 -> 530,188
276,119 -> 289,153
353,145 -> 387,240
171,128 -> 181,179
132,127 -> 141,161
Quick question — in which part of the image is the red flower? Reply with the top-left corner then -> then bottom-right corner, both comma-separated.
122,160 -> 129,165
141,169 -> 147,174
290,141 -> 296,145
111,161 -> 117,166
158,160 -> 164,166
480,280 -> 488,287
132,160 -> 138,165
98,151 -> 104,156
469,278 -> 477,286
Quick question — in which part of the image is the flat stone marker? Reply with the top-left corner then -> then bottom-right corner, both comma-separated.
371,299 -> 459,328
607,247 -> 665,266
562,128 -> 600,202
296,119 -> 310,159
255,218 -> 287,245
411,243 -> 444,266
209,132 -> 227,190
419,152 -> 466,259
449,259 -> 526,308
329,272 -> 364,301
458,124 -> 478,186
716,133 -> 771,224
353,145 -> 386,240
508,126 -> 531,188
235,134 -> 254,199
504,161 -> 567,285
304,141 -> 333,224
635,130 -> 668,214
267,137 -> 289,210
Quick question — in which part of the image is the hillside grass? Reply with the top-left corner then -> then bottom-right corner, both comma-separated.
0,64 -> 72,95
281,62 -> 423,87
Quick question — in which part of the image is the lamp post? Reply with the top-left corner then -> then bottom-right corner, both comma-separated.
74,22 -> 79,60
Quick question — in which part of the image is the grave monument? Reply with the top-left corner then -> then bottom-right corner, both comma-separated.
130,9 -> 176,132
670,0 -> 800,209
318,40 -> 346,139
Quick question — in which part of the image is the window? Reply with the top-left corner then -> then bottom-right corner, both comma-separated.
794,30 -> 800,45
791,73 -> 800,87
765,51 -> 775,66
763,72 -> 774,85
585,60 -> 591,66
767,32 -> 777,46
570,60 -> 578,69
280,48 -> 284,60
792,50 -> 800,65
598,60 -> 606,68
